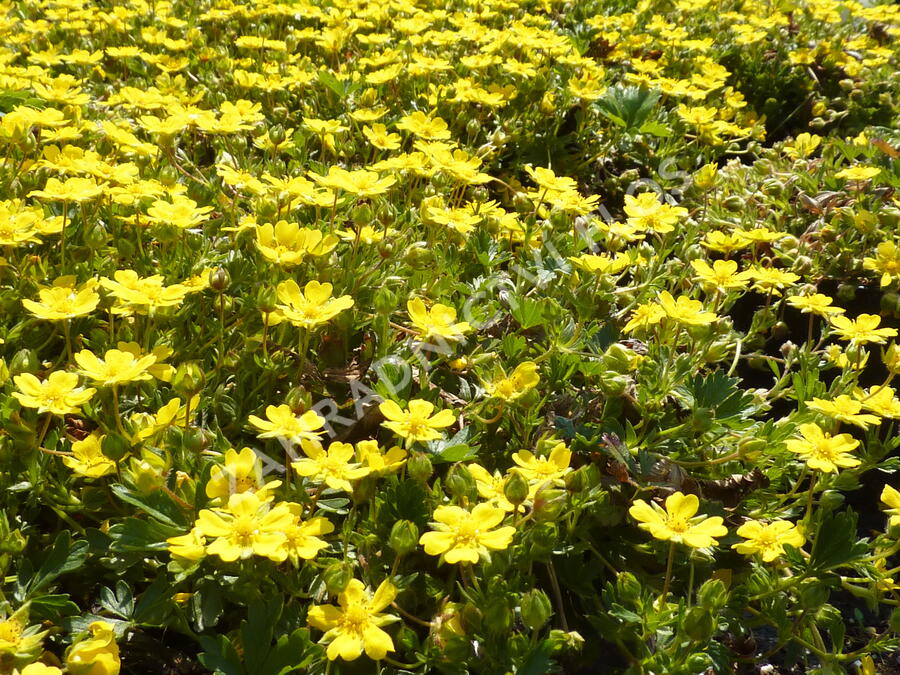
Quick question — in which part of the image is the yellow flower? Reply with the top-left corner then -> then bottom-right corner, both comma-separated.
166,527 -> 207,564
195,492 -> 293,562
307,579 -> 399,661
419,502 -> 517,563
74,348 -> 156,386
623,301 -> 666,334
362,123 -> 401,150
248,404 -> 326,445
690,259 -> 752,292
786,293 -> 844,317
702,230 -> 751,255
468,464 -> 519,512
63,433 -> 116,478
485,362 -> 540,402
629,492 -> 727,548
807,395 -> 881,430
146,195 -> 214,230
854,386 -> 900,418
524,166 -> 578,194
282,503 -> 334,564
880,485 -> 900,530
784,132 -> 821,159
22,664 -> 63,675
407,297 -> 471,341
292,441 -> 371,493
624,193 -> 688,234
22,281 -> 100,321
747,267 -> 800,296
116,342 -> 175,382
733,520 -> 805,562
206,447 -> 282,500
355,440 -> 407,475
100,270 -> 191,314
511,442 -> 572,492
66,621 -> 120,675
829,313 -> 898,346
379,399 -> 455,443
396,111 -> 451,140
785,422 -> 861,472
255,221 -> 338,266
658,291 -> 718,326
13,371 -> 95,416
274,280 -> 354,329
568,253 -> 629,276
863,241 -> 900,288
834,165 -> 881,181
29,176 -> 105,202
308,167 -> 395,197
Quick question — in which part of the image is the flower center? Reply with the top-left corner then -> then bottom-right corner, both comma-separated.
341,605 -> 370,635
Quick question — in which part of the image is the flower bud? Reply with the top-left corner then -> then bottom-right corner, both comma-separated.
445,463 -> 477,501
503,471 -> 529,507
373,287 -> 397,315
616,572 -> 642,604
257,285 -> 278,314
323,561 -> 354,595
407,452 -> 433,482
172,362 -> 204,397
209,267 -> 230,292
285,386 -> 311,414
520,589 -> 552,630
389,519 -> 419,556
683,606 -> 716,641
9,349 -> 39,376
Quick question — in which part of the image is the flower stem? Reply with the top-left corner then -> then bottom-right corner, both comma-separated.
661,540 -> 676,605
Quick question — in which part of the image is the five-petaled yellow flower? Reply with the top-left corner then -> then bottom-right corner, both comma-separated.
829,313 -> 898,346
511,442 -> 572,493
733,520 -> 805,562
880,485 -> 900,530
273,280 -> 353,329
658,291 -> 718,326
74,348 -> 157,386
485,361 -> 540,402
419,502 -> 517,564
629,492 -> 727,548
407,297 -> 472,341
13,371 -> 96,416
307,579 -> 399,661
248,404 -> 326,445
785,422 -> 861,472
807,395 -> 881,430
379,399 -> 455,443
292,440 -> 371,492
195,492 -> 293,562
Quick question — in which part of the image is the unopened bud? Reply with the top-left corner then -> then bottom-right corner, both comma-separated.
389,519 -> 419,556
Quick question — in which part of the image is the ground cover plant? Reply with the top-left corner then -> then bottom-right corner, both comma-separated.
0,0 -> 899,672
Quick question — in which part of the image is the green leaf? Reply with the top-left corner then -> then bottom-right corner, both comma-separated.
266,629 -> 317,675
240,598 -> 281,668
808,510 -> 869,572
108,517 -> 181,552
192,578 -> 224,633
29,594 -> 80,622
198,635 -> 244,675
133,576 -> 175,625
111,484 -> 187,527
100,580 -> 134,619
27,531 -> 89,596
436,444 -> 478,462
638,121 -> 672,137
509,296 -> 546,330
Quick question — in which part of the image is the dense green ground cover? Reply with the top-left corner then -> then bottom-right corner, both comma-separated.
0,0 -> 899,672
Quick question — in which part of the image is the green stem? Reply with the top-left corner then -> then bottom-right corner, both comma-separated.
661,540 -> 676,605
